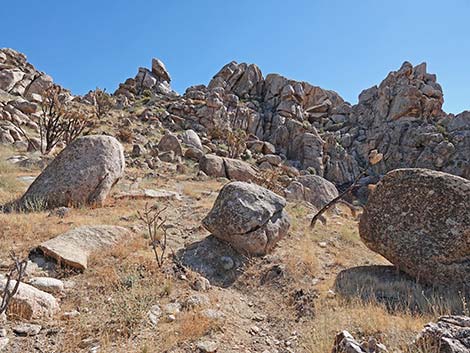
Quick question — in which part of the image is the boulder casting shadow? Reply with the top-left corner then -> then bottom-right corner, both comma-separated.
334,265 -> 469,314
176,235 -> 249,288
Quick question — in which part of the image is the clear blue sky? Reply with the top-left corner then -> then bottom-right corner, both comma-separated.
2,0 -> 469,113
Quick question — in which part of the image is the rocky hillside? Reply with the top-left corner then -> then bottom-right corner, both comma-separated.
0,48 -> 469,353
1,48 -> 469,193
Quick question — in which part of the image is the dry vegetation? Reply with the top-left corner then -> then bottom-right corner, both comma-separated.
0,143 -> 465,353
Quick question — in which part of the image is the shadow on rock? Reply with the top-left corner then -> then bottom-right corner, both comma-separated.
176,235 -> 249,288
334,265 -> 469,314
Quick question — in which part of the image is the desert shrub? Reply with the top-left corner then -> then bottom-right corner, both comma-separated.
137,203 -> 169,268
38,85 -> 94,154
116,128 -> 134,143
91,87 -> 114,119
255,165 -> 291,195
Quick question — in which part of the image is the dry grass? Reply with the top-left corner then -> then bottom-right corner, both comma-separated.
303,298 -> 430,353
0,147 -> 30,204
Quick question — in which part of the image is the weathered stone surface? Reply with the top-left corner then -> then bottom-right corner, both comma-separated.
13,323 -> 42,336
157,133 -> 183,156
257,154 -> 282,166
199,154 -> 226,178
37,225 -> 131,271
223,158 -> 258,182
184,146 -> 204,161
0,280 -> 59,319
199,154 -> 257,182
202,181 -> 290,255
414,316 -> 470,353
285,175 -> 338,209
151,58 -> 171,82
115,188 -> 181,201
181,129 -> 203,150
16,135 -> 125,209
332,331 -> 388,353
0,337 -> 8,351
359,168 -> 470,286
28,277 -> 64,294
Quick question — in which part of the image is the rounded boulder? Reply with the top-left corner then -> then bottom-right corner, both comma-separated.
17,135 -> 124,209
359,168 -> 470,286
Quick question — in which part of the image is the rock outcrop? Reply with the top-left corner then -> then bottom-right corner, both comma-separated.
359,168 -> 470,286
0,48 -> 71,151
164,60 -> 469,189
202,181 -> 290,255
15,135 -> 125,210
284,174 -> 339,209
114,57 -> 175,99
199,154 -> 258,182
413,316 -> 470,353
331,331 -> 388,353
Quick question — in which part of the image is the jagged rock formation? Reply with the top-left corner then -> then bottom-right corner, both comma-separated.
166,61 -> 360,186
345,62 -> 469,180
114,58 -> 176,100
414,316 -> 470,353
0,48 -> 71,150
2,47 -> 469,191
163,60 -> 470,187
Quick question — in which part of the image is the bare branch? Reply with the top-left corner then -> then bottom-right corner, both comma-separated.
0,252 -> 27,316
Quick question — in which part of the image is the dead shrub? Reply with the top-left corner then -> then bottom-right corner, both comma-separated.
116,128 -> 134,143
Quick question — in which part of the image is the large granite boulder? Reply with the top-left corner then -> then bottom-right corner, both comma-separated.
16,135 -> 125,210
199,154 -> 258,182
359,168 -> 470,286
202,181 -> 290,255
157,132 -> 183,156
285,174 -> 338,209
181,129 -> 203,150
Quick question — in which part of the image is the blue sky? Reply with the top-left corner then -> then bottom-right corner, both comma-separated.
2,0 -> 469,113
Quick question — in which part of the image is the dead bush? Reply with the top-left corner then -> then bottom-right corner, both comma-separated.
1,252 -> 27,316
39,85 -> 94,154
91,87 -> 114,119
116,128 -> 134,143
137,203 -> 169,268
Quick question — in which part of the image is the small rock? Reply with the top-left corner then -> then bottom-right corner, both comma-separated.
192,276 -> 211,292
13,323 -> 42,336
62,310 -> 80,319
28,277 -> 64,294
148,304 -> 162,326
167,314 -> 176,322
220,256 -> 234,270
48,207 -> 71,218
201,309 -> 224,320
0,328 -> 6,337
184,294 -> 210,309
327,289 -> 336,299
0,337 -> 9,351
163,302 -> 181,315
197,340 -> 218,353
250,325 -> 261,335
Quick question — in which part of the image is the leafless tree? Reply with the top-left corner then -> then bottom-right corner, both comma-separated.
91,87 -> 114,119
38,85 -> 91,154
137,203 -> 169,268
